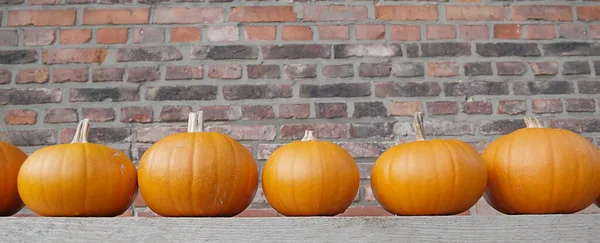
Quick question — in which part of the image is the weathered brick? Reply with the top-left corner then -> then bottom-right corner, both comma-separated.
59,29 -> 92,45
159,106 -> 191,122
576,81 -> 600,94
132,28 -> 164,44
321,64 -> 353,78
595,61 -> 600,75
282,25 -> 313,41
199,106 -> 233,121
135,127 -> 187,144
121,106 -> 153,123
427,101 -> 458,115
165,66 -> 202,80
230,6 -> 296,22
8,10 -> 76,26
498,100 -> 526,115
82,108 -> 115,122
559,24 -> 587,40
4,110 -> 36,125
446,5 -> 506,21
496,62 -> 527,76
562,61 -> 591,75
305,5 -> 367,21
548,119 -> 600,134
543,42 -> 600,56
392,62 -> 424,77
284,64 -> 317,79
479,120 -> 526,135
530,62 -> 558,76
464,62 -> 492,76
494,24 -> 522,39
280,124 -> 346,140
279,104 -> 310,119
476,43 -> 540,57
428,62 -> 459,77
191,45 -> 258,60
128,67 -> 160,83
426,25 -> 456,40
146,86 -> 217,101
223,84 -> 292,100
43,48 -> 108,64
359,62 -> 391,78
0,70 -> 10,84
248,65 -> 280,79
92,68 -> 124,82
156,7 -> 223,24
318,25 -> 349,40
565,99 -> 595,112
350,122 -> 395,139
0,30 -> 18,46
83,8 -> 150,25
300,83 -> 371,98
406,44 -> 420,58
390,25 -> 421,41
170,27 -> 201,43
513,81 -> 573,95
262,44 -> 331,59
0,88 -> 61,105
316,103 -> 347,119
375,82 -> 441,97
511,5 -> 572,21
44,108 -> 78,124
334,44 -> 402,58
257,144 -> 285,160
531,99 -> 563,114
577,6 -> 600,21
207,25 -> 239,42
1,0 -> 23,4
0,130 -> 56,146
444,81 -> 509,96
526,25 -> 555,40
61,127 -> 130,144
96,28 -> 127,44
376,5 -> 438,21
0,50 -> 38,64
356,24 -> 385,40
53,68 -> 88,83
16,68 -> 49,84
354,102 -> 387,118
390,102 -> 423,116
117,46 -> 182,62
589,25 -> 600,39
420,43 -> 471,57
397,120 -> 475,137
244,26 -> 276,41
70,88 -> 139,102
459,25 -> 490,40
23,29 -> 55,46
462,101 -> 493,114
208,65 -> 242,79
242,105 -> 274,120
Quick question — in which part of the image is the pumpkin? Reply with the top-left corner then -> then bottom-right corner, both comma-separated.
17,119 -> 137,217
138,111 -> 258,217
262,130 -> 359,216
0,141 -> 28,216
482,117 -> 600,214
370,112 -> 487,216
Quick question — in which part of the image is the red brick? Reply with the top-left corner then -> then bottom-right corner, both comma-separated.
156,7 -> 223,24
92,68 -> 124,82
230,6 -> 296,22
132,27 -> 164,44
243,26 -> 276,41
23,29 -> 55,46
242,105 -> 274,120
53,68 -> 88,83
446,5 -> 506,21
591,25 -> 600,39
44,108 -> 78,124
304,5 -> 367,21
559,24 -> 587,39
463,101 -> 493,114
532,99 -> 563,114
280,123 -> 346,140
0,30 -> 17,46
282,25 -> 313,41
356,25 -> 385,40
236,209 -> 278,218
82,108 -> 115,122
284,64 -> 317,79
363,185 -> 375,201
511,5 -> 572,21
428,62 -> 459,77
0,70 -> 10,84
498,100 -> 526,115
496,62 -> 527,76
257,144 -> 284,160
316,103 -> 347,119
207,25 -> 239,42
8,10 -> 76,26
207,125 -> 277,141
42,48 -> 108,64
83,8 -> 149,25
426,25 -> 456,40
160,106 -> 192,122
279,104 -> 310,119
60,29 -> 92,44
376,5 -> 438,21
16,68 -> 49,84
565,99 -> 595,112
165,66 -> 202,80
199,106 -> 233,121
4,110 -> 37,125
577,6 -> 600,21
341,141 -> 394,158
96,28 -> 128,44
337,206 -> 393,217
530,62 -> 558,76
208,65 -> 242,79
390,25 -> 421,41
390,101 -> 423,116
526,25 -> 555,40
427,101 -> 458,115
318,25 -> 349,40
28,0 -> 60,4
494,24 -> 522,39
459,25 -> 489,40
128,66 -> 159,83
120,106 -> 153,123
170,27 -> 201,43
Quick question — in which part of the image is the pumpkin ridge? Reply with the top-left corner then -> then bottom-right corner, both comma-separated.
441,140 -> 459,214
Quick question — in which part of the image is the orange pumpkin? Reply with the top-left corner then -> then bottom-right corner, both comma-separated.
0,141 -> 28,216
138,111 -> 258,217
262,130 -> 359,216
482,117 -> 600,214
17,119 -> 137,217
371,112 -> 487,215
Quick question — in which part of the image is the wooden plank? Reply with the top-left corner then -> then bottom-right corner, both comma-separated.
0,215 -> 598,243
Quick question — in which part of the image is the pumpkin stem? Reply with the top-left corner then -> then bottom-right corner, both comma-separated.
524,116 -> 544,128
413,112 -> 426,141
301,130 -> 316,142
70,119 -> 90,143
187,111 -> 204,133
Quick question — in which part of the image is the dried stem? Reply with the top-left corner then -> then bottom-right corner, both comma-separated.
187,111 -> 204,133
413,112 -> 426,141
301,130 -> 316,142
524,116 -> 544,128
70,119 -> 90,143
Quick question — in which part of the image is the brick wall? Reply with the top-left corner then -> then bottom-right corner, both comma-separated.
2,0 -> 600,217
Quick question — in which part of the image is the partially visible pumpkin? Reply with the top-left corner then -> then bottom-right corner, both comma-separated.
262,130 -> 359,216
18,119 -> 137,217
138,111 -> 258,217
0,141 -> 27,216
370,112 -> 487,216
482,117 -> 600,214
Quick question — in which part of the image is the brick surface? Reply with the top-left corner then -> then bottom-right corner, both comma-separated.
60,29 -> 92,44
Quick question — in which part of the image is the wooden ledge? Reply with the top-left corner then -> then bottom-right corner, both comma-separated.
1,215 -> 598,242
